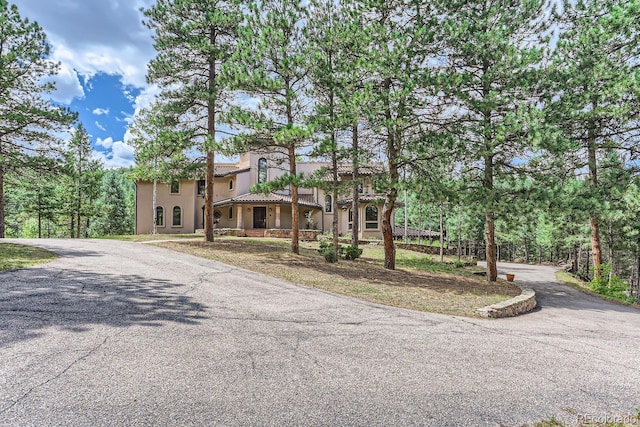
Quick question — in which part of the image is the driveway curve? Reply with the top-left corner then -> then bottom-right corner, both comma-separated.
1,239 -> 639,426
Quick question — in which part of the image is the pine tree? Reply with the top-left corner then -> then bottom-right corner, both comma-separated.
0,1 -> 76,238
225,0 -> 312,255
60,124 -> 103,238
544,0 -> 640,279
304,0 -> 373,253
361,0 -> 443,270
143,0 -> 243,242
95,172 -> 130,236
440,0 -> 551,281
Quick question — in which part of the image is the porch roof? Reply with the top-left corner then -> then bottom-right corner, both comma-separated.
214,192 -> 322,209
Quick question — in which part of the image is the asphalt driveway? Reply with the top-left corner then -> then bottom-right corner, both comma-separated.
1,239 -> 639,426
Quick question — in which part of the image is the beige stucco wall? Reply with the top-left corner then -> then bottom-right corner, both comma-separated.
136,180 -> 197,234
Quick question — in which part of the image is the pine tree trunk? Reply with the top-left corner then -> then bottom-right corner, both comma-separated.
289,144 -> 299,255
571,244 -> 578,273
38,193 -> 42,239
331,144 -> 339,253
587,129 -> 602,279
457,214 -> 462,261
382,79 -> 397,270
0,162 -> 5,238
485,210 -> 498,281
351,123 -> 359,249
439,203 -> 444,263
204,27 -> 217,243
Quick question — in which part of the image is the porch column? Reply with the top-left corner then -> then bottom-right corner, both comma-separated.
237,205 -> 243,229
275,205 -> 281,228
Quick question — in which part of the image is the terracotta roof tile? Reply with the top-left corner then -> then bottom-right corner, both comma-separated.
214,192 -> 321,209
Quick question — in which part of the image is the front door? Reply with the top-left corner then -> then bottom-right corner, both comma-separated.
253,207 -> 267,229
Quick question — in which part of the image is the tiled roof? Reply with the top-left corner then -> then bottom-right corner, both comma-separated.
214,166 -> 249,177
214,192 -> 321,209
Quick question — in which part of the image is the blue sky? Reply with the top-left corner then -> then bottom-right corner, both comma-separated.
11,0 -> 159,168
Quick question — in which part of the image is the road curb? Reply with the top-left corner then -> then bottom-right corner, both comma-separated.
476,285 -> 537,318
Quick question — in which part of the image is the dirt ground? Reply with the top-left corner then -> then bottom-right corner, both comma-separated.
153,238 -> 520,317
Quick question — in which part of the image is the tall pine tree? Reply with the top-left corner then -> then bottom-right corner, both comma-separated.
0,0 -> 76,238
143,0 -> 243,242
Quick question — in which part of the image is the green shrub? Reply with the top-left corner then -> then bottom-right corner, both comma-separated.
590,263 -> 633,303
323,248 -> 339,263
318,238 -> 339,263
343,245 -> 363,260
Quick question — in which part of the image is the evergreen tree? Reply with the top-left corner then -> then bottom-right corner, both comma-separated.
0,0 -> 76,238
304,0 -> 373,253
440,0 -> 551,280
94,172 -> 131,236
544,0 -> 640,279
59,124 -> 103,238
361,0 -> 443,270
143,0 -> 243,242
225,0 -> 312,255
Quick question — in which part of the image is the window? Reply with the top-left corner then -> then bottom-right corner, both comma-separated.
325,195 -> 332,213
170,181 -> 180,194
228,206 -> 234,219
358,182 -> 364,193
229,179 -> 234,190
258,158 -> 267,183
197,180 -> 205,196
365,205 -> 378,229
155,207 -> 164,227
348,209 -> 353,230
172,206 -> 182,227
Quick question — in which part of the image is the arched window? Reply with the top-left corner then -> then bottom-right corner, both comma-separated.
325,194 -> 332,213
365,205 -> 378,229
229,179 -> 234,190
258,158 -> 267,183
172,206 -> 182,227
155,207 -> 164,227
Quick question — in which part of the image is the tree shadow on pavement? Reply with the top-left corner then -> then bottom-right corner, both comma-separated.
0,266 -> 209,346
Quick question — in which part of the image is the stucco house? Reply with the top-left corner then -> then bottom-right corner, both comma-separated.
135,151 -> 393,239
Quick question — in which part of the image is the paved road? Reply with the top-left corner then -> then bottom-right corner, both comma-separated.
1,239 -> 639,426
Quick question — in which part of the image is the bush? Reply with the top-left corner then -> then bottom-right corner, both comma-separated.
343,245 -> 363,260
318,238 -> 339,263
452,260 -> 466,268
322,248 -> 339,263
590,263 -> 633,303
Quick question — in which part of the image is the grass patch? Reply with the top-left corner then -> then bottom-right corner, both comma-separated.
0,242 -> 57,271
556,270 -> 639,307
150,237 -> 520,317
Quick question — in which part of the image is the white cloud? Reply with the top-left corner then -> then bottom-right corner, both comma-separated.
93,108 -> 110,116
13,0 -> 156,97
96,137 -> 114,149
93,140 -> 135,169
95,122 -> 107,132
